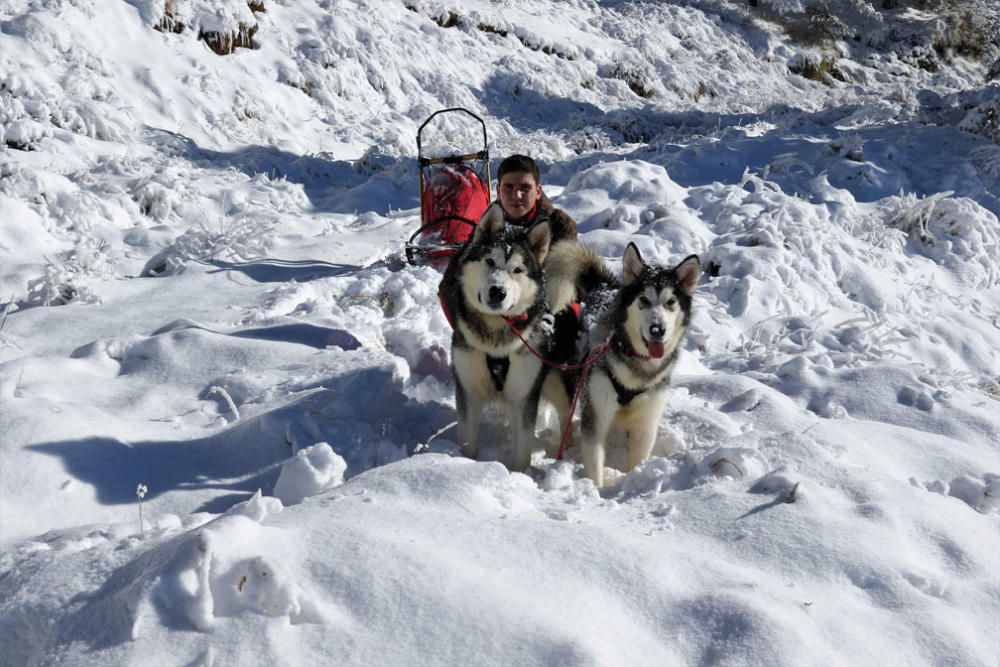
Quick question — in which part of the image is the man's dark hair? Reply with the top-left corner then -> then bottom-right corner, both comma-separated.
497,154 -> 540,185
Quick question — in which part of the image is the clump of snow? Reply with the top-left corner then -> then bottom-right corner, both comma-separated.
273,442 -> 347,505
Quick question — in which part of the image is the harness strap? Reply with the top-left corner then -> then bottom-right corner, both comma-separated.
486,355 -> 510,392
604,334 -> 651,404
504,318 -> 612,461
605,367 -> 646,405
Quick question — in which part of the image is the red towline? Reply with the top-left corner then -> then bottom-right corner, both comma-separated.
505,317 -> 610,462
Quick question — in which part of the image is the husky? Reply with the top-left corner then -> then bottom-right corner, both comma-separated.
440,206 -> 573,472
546,241 -> 700,486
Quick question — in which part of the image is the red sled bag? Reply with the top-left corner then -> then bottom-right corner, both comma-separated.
405,108 -> 492,266
419,163 -> 489,247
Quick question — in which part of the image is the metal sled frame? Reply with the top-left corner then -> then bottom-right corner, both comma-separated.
405,107 -> 492,266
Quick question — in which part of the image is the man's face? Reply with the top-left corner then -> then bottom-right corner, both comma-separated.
497,171 -> 541,222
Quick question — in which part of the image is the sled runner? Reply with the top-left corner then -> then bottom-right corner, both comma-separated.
405,108 -> 492,266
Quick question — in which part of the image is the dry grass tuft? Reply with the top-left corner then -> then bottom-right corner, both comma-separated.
200,22 -> 258,55
154,1 -> 261,55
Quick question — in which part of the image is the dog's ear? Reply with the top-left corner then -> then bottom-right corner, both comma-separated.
675,255 -> 700,296
527,222 -> 551,265
622,242 -> 645,287
473,203 -> 506,242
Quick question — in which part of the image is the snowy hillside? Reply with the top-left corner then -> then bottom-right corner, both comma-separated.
1,0 -> 999,665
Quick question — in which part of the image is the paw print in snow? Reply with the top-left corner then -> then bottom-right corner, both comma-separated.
897,386 -> 934,411
912,474 -> 999,513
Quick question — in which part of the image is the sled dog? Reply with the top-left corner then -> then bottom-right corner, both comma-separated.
442,207 -> 572,471
546,241 -> 700,486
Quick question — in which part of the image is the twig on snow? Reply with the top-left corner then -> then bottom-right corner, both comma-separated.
785,482 -> 800,504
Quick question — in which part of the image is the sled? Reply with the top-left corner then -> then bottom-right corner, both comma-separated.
405,108 -> 492,266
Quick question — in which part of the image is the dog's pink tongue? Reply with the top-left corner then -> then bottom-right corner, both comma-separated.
646,340 -> 665,358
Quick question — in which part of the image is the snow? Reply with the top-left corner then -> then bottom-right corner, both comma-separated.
273,442 -> 347,505
2,0 -> 999,665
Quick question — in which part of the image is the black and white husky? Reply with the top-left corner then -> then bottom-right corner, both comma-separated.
441,207 -> 572,471
546,241 -> 700,486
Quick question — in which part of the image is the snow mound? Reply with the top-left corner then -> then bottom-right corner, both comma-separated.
170,492 -> 335,630
562,160 -> 690,235
884,191 -> 1000,288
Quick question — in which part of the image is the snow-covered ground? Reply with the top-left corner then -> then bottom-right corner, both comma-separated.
2,1 -> 999,665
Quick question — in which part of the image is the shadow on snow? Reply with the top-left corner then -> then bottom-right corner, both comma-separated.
144,127 -> 418,215
144,87 -> 999,222
28,366 -> 454,513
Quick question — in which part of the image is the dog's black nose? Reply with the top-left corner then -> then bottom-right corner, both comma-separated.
488,286 -> 507,304
648,323 -> 665,340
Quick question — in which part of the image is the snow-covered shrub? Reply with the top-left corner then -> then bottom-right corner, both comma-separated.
788,49 -> 842,82
750,0 -> 1000,70
929,3 -> 1000,64
141,216 -> 275,276
599,54 -> 660,99
884,192 -> 1000,288
0,9 -> 137,145
959,90 -> 1000,144
0,70 -> 54,150
22,239 -> 115,307
753,0 -> 877,45
755,0 -> 806,13
1,65 -> 131,149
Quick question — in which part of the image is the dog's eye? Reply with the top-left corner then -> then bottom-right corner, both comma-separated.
666,298 -> 677,308
638,296 -> 651,308
485,257 -> 496,268
513,266 -> 524,274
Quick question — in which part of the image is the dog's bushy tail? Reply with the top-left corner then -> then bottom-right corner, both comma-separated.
545,241 -> 617,312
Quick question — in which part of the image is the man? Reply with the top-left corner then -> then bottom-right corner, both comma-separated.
492,154 -> 577,243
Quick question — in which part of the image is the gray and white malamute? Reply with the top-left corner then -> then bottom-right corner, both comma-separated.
440,207 -> 573,471
547,241 -> 700,486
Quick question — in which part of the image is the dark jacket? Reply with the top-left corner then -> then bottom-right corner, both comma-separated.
513,191 -> 577,243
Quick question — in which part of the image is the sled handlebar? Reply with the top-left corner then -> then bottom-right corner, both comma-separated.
417,107 -> 489,159
419,152 -> 488,167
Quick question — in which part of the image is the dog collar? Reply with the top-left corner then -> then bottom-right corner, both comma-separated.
613,334 -> 643,358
